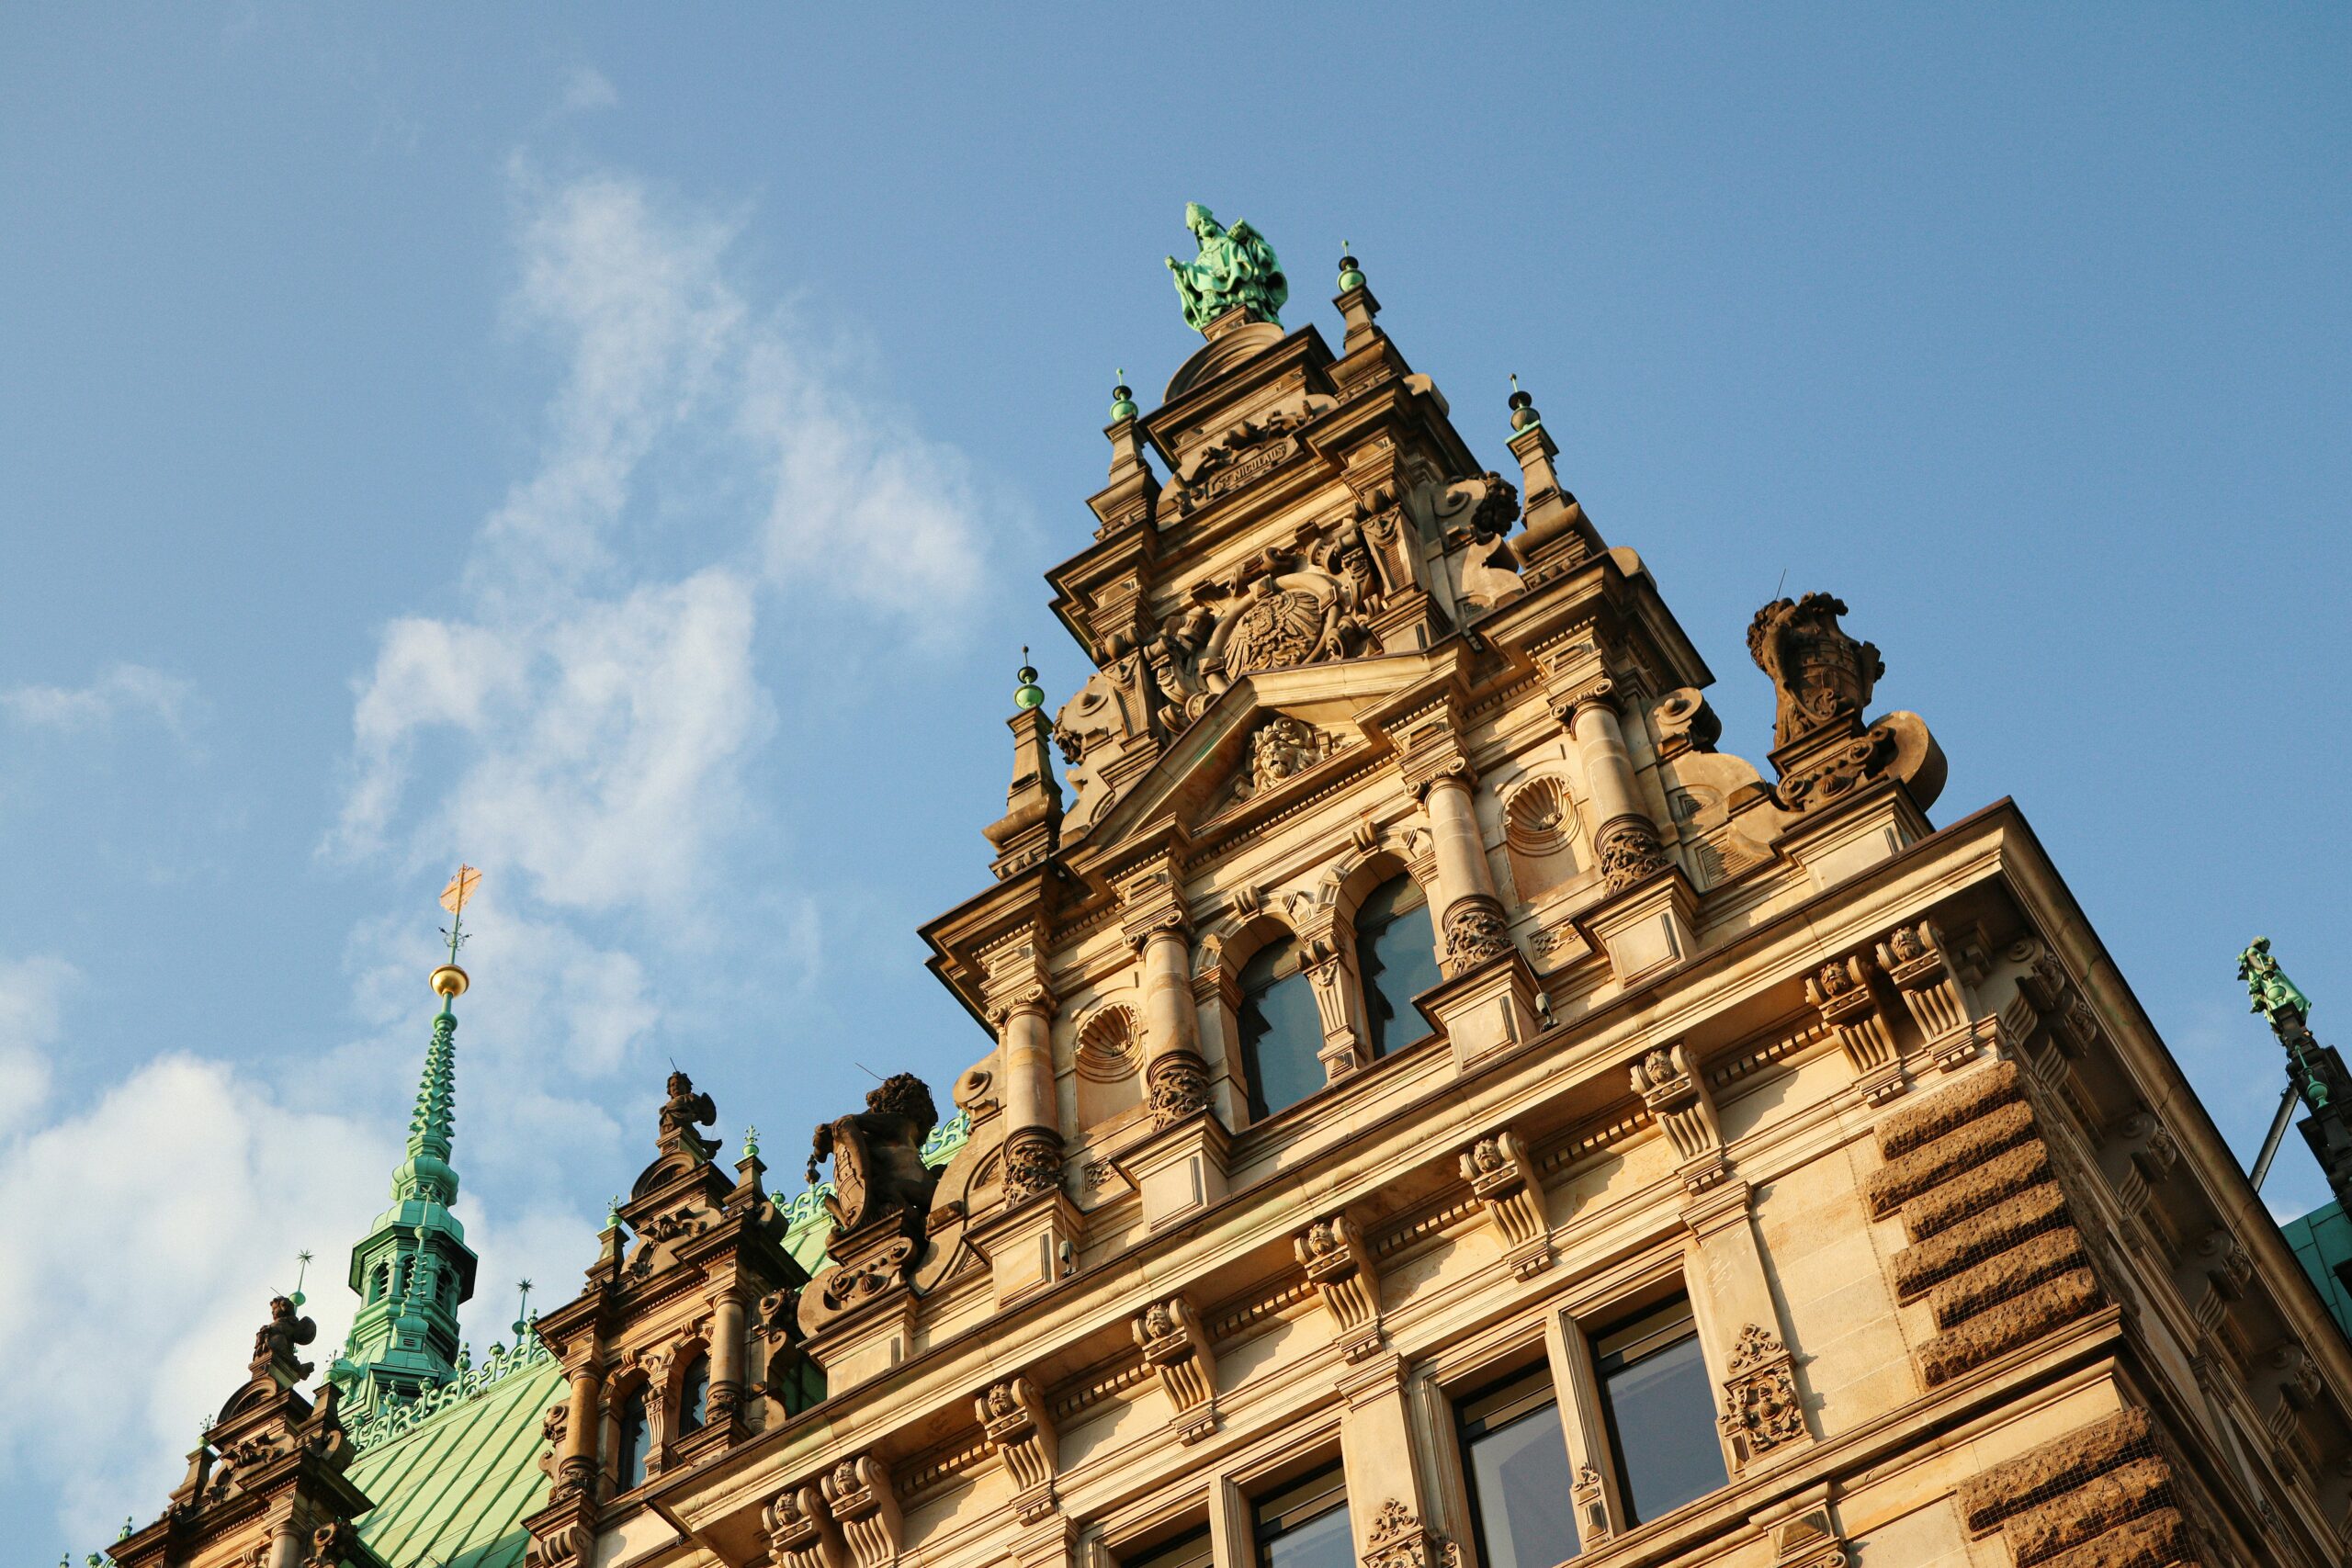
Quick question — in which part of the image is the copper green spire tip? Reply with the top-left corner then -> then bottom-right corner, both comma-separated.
1014,647 -> 1045,711
1109,369 -> 1137,423
741,1124 -> 762,1159
1508,374 -> 1541,432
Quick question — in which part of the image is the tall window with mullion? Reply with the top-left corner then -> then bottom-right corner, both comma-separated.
1590,1296 -> 1725,1527
1237,935 -> 1325,1122
1459,1365 -> 1582,1568
1354,873 -> 1440,1059
1253,1464 -> 1352,1568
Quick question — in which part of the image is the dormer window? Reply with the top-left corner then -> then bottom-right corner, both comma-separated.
1354,874 -> 1438,1059
1238,935 -> 1323,1121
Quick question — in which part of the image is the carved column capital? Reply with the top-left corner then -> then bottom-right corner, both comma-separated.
1440,896 -> 1516,977
1001,1126 -> 1067,1207
1594,816 -> 1671,893
1547,675 -> 1622,731
1393,711 -> 1475,802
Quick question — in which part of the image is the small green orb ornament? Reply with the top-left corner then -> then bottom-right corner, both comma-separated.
1338,243 -> 1365,293
1509,374 -> 1541,432
1014,648 -> 1046,711
1109,369 -> 1138,423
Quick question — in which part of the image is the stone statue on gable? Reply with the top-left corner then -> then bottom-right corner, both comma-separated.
657,1070 -> 722,1163
806,1073 -> 940,1242
1167,203 -> 1288,333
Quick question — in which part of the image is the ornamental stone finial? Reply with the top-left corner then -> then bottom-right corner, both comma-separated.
1165,204 -> 1287,333
2239,937 -> 2312,1024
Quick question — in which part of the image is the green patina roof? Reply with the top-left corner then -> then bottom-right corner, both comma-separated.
2279,1198 -> 2352,1345
346,1352 -> 565,1568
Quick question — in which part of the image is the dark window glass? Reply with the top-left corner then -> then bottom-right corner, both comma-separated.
1355,874 -> 1439,1059
677,1354 -> 710,1434
1460,1366 -> 1580,1568
1125,1526 -> 1213,1568
615,1392 -> 651,1492
1254,1464 -> 1351,1568
1238,936 -> 1325,1121
1592,1297 -> 1725,1526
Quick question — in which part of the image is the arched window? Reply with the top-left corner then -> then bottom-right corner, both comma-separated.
1238,935 -> 1324,1122
367,1262 -> 388,1303
1354,874 -> 1440,1059
615,1390 -> 651,1492
677,1353 -> 710,1435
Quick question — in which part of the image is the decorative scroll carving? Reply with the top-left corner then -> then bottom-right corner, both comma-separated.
820,1455 -> 902,1568
1442,897 -> 1515,976
1595,817 -> 1671,893
976,1377 -> 1059,1524
1362,1499 -> 1444,1568
1632,1043 -> 1726,1191
1747,592 -> 1881,750
1147,1054 -> 1211,1127
1295,1212 -> 1384,1361
1806,955 -> 1905,1105
1001,1127 -> 1065,1207
1459,1129 -> 1553,1277
1133,1296 -> 1218,1443
1717,1324 -> 1807,1464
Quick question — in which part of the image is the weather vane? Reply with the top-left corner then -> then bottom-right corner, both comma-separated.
433,863 -> 481,1007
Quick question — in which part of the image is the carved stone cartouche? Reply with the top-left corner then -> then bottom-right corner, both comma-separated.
1747,592 -> 1883,750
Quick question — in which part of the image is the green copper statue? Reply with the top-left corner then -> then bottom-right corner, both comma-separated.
2239,937 -> 2312,1023
1166,203 -> 1287,333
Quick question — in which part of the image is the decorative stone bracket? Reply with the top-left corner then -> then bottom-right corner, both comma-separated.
975,1377 -> 1059,1525
763,1483 -> 842,1568
1805,955 -> 1905,1105
1875,919 -> 1985,1072
1631,1042 -> 1726,1192
1295,1211 -> 1384,1361
1458,1129 -> 1553,1278
1716,1323 -> 1809,1467
1133,1296 -> 1218,1443
820,1455 -> 903,1568
1755,1495 -> 1848,1568
1361,1498 -> 1445,1568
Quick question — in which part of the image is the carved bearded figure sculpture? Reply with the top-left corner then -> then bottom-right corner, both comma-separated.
1164,203 -> 1287,332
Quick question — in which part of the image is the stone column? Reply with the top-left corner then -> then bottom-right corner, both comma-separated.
559,1359 -> 602,1495
1396,720 -> 1512,976
1553,679 -> 1669,893
1136,920 -> 1211,1123
996,992 -> 1062,1205
709,1286 -> 747,1429
266,1514 -> 303,1568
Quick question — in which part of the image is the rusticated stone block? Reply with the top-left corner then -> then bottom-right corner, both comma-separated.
1928,1225 -> 2088,1330
1868,1100 -> 2037,1216
1891,1181 -> 2070,1300
1958,1407 -> 2151,1532
1918,1268 -> 2101,1384
1902,1139 -> 2052,1241
1877,1061 -> 2025,1159
2005,1458 -> 2173,1565
2037,1507 -> 2186,1568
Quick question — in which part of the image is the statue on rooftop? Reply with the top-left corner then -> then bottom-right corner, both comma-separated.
251,1295 -> 317,1382
2239,937 -> 2312,1025
1166,203 -> 1288,333
657,1070 -> 721,1163
806,1073 -> 940,1241
1747,592 -> 1883,750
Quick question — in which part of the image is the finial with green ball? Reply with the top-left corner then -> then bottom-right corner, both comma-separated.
1014,649 -> 1046,712
1110,370 -> 1137,423
1508,373 -> 1541,432
1338,243 -> 1364,293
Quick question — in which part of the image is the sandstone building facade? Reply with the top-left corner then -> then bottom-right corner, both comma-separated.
102,220 -> 2352,1568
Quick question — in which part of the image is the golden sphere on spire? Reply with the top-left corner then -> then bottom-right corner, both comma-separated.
431,964 -> 469,998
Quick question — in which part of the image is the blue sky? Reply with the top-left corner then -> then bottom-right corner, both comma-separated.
2,4 -> 2346,1555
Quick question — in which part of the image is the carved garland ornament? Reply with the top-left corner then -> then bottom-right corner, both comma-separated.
1362,1499 -> 1444,1568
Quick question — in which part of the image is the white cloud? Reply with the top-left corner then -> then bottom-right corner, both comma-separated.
0,955 -> 75,1140
561,65 -> 618,115
0,1052 -> 392,1547
0,663 -> 197,739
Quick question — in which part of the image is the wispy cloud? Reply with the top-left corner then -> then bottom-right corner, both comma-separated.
0,955 -> 75,1141
561,65 -> 618,116
0,663 -> 198,739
